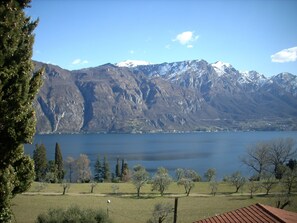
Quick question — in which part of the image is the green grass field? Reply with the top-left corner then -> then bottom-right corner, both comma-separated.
12,182 -> 297,223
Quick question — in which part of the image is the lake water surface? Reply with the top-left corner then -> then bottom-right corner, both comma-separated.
24,131 -> 297,180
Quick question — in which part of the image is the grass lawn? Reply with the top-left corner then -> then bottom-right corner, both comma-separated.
12,182 -> 297,223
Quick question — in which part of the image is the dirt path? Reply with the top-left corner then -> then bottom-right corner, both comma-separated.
22,191 -> 272,197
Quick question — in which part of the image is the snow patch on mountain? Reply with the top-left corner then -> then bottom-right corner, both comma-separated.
239,71 -> 267,85
116,60 -> 152,67
211,61 -> 232,76
272,72 -> 297,96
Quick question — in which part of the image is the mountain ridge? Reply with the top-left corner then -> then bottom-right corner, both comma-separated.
33,59 -> 297,133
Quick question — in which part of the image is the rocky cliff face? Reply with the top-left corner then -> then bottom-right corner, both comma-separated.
33,60 -> 297,133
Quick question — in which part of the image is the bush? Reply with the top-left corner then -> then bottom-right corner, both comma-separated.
36,205 -> 112,223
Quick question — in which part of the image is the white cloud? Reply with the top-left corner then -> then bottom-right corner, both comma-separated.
72,59 -> 89,65
72,59 -> 81,65
129,50 -> 135,54
187,44 -> 193,48
271,46 -> 297,63
173,31 -> 199,46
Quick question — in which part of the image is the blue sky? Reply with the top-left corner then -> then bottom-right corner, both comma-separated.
27,0 -> 297,76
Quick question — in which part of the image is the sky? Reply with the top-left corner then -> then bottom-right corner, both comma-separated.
26,0 -> 297,77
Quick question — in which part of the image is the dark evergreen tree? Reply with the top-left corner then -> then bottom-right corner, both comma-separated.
54,142 -> 64,181
121,159 -> 125,178
0,0 -> 43,220
115,157 -> 121,178
122,162 -> 130,182
120,159 -> 130,181
94,155 -> 103,182
103,156 -> 111,182
33,144 -> 47,181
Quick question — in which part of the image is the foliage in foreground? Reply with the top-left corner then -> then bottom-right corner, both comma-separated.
0,0 -> 43,221
147,202 -> 173,223
36,206 -> 112,223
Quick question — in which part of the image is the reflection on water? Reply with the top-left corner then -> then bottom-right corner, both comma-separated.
25,131 -> 297,179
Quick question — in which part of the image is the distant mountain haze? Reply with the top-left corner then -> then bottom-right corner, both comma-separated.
33,59 -> 297,133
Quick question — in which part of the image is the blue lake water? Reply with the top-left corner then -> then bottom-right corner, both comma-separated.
24,131 -> 297,180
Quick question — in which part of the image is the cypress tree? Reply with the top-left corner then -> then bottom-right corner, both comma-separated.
103,156 -> 111,182
33,144 -> 47,181
94,155 -> 103,182
121,159 -> 130,181
115,157 -> 121,178
121,159 -> 125,177
122,162 -> 130,182
54,142 -> 64,181
0,0 -> 43,220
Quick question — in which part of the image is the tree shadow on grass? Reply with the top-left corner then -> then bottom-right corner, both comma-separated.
228,196 -> 250,201
220,192 -> 234,196
114,192 -> 170,200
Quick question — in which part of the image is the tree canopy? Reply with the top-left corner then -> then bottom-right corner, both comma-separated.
242,138 -> 297,180
33,144 -> 47,181
54,142 -> 64,181
131,164 -> 149,197
152,167 -> 172,196
0,0 -> 43,221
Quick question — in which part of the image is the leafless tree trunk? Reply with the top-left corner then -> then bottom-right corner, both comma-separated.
241,142 -> 270,180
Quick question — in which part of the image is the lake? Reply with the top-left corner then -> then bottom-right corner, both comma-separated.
24,131 -> 297,180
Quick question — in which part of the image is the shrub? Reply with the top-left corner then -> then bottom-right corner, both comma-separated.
36,205 -> 112,223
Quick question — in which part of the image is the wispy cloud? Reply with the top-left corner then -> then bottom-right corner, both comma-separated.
173,31 -> 199,48
271,46 -> 297,63
71,59 -> 89,65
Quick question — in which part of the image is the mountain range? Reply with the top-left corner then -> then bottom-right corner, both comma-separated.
33,59 -> 297,133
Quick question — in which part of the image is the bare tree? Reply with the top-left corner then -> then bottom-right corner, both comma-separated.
90,181 -> 97,193
226,171 -> 246,193
241,142 -> 270,180
61,180 -> 71,195
76,154 -> 91,183
274,191 -> 291,209
268,138 -> 296,178
261,174 -> 277,195
281,166 -> 297,194
247,180 -> 260,198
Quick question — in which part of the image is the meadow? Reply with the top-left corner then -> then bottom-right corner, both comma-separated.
12,182 -> 297,223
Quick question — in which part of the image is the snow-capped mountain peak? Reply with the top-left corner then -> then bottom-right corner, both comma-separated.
115,60 -> 152,68
213,61 -> 232,68
211,61 -> 232,76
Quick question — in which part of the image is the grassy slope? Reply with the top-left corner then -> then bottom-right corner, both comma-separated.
12,182 -> 297,223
